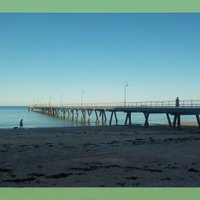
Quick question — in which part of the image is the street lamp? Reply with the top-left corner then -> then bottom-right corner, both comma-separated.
60,94 -> 63,107
124,82 -> 129,107
81,91 -> 84,106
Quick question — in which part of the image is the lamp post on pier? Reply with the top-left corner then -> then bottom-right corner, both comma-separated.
124,82 -> 129,107
60,94 -> 63,107
81,91 -> 85,107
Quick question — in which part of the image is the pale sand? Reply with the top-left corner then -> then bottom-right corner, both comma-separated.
0,125 -> 200,187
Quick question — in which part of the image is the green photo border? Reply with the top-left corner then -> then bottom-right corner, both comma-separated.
0,0 -> 200,12
1,188 -> 200,200
0,0 -> 200,199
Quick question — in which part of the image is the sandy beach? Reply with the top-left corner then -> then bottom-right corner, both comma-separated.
0,125 -> 200,187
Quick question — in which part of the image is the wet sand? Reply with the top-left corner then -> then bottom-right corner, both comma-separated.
0,125 -> 200,187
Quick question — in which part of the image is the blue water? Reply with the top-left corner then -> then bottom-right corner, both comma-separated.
0,106 -> 197,129
0,106 -> 78,128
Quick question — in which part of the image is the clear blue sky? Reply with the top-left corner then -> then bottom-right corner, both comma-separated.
0,13 -> 200,105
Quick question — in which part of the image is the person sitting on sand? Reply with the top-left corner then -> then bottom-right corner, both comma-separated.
19,119 -> 23,129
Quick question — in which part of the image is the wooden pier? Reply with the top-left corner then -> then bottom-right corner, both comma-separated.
30,100 -> 200,129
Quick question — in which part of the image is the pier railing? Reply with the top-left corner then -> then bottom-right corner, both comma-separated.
31,100 -> 200,109
124,100 -> 200,108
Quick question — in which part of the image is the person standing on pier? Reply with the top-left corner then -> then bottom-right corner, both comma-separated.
19,119 -> 23,129
176,97 -> 180,107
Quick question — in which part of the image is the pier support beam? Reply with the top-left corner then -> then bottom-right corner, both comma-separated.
109,111 -> 118,125
109,111 -> 114,125
55,109 -> 58,116
87,110 -> 92,123
75,109 -> 79,120
67,110 -> 70,119
99,110 -> 106,124
178,115 -> 181,129
125,113 -> 128,125
95,110 -> 101,123
101,111 -> 103,123
103,110 -> 107,123
173,114 -> 181,130
125,112 -> 132,126
62,109 -> 66,119
114,112 -> 118,124
196,115 -> 200,128
81,110 -> 86,122
144,113 -> 149,127
173,115 -> 177,129
95,110 -> 99,123
166,113 -> 172,127
70,109 -> 74,121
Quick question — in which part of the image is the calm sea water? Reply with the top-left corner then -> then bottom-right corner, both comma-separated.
0,106 -> 197,129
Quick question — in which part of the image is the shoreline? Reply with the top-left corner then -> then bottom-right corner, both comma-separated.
0,125 -> 200,187
0,121 -> 199,130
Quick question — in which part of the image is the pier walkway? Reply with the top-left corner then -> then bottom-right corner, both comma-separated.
30,100 -> 200,129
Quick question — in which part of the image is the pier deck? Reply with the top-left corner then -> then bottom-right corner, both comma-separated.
31,100 -> 200,129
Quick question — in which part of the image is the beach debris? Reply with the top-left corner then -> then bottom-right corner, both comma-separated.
46,173 -> 73,179
28,173 -> 45,177
0,168 -> 13,173
188,168 -> 199,173
126,176 -> 138,180
3,177 -> 35,183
